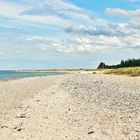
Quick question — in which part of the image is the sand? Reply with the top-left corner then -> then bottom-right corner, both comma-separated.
0,73 -> 140,140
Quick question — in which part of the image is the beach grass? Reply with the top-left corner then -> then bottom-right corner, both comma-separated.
101,67 -> 140,76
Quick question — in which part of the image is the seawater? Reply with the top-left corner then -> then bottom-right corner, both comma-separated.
0,71 -> 63,80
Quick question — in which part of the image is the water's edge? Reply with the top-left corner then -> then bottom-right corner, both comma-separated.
0,70 -> 64,80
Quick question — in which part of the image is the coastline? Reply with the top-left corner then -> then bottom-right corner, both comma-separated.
16,69 -> 95,73
0,71 -> 65,81
0,73 -> 140,139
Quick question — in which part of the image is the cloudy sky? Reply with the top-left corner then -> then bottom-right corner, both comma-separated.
0,0 -> 140,69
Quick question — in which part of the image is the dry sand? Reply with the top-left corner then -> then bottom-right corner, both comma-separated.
0,73 -> 140,140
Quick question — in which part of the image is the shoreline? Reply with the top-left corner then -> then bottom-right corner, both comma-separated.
0,73 -> 140,139
0,71 -> 66,81
0,71 -> 94,81
16,69 -> 95,73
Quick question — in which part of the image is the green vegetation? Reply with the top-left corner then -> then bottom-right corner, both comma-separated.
97,58 -> 140,76
98,58 -> 140,69
103,67 -> 140,76
92,71 -> 97,74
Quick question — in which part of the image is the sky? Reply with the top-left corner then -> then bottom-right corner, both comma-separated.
0,0 -> 140,70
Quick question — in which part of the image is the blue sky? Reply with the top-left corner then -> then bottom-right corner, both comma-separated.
0,0 -> 140,69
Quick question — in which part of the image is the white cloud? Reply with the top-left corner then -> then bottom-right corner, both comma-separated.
48,21 -> 140,53
127,0 -> 140,2
49,35 -> 126,53
0,0 -> 140,56
0,1 -> 26,17
0,0 -> 94,27
52,42 -> 76,53
0,1 -> 70,26
17,19 -> 140,54
25,35 -> 46,41
129,18 -> 140,28
65,22 -> 140,38
106,8 -> 140,17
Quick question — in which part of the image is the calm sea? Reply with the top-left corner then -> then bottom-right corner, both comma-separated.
0,71 -> 64,80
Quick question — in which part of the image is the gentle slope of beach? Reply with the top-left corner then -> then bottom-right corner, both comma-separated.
0,74 -> 140,140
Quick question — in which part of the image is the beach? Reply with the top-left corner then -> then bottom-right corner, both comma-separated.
0,73 -> 140,140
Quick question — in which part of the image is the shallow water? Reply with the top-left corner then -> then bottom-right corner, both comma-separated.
0,70 -> 63,80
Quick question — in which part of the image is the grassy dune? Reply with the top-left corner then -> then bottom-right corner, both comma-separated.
100,67 -> 140,76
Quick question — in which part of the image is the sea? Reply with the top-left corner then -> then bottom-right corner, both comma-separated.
0,70 -> 64,80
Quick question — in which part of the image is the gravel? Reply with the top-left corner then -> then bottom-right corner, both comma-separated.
0,73 -> 139,140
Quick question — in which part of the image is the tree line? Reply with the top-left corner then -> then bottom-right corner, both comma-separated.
97,58 -> 140,69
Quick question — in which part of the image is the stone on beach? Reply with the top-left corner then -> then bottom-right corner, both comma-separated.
0,73 -> 139,140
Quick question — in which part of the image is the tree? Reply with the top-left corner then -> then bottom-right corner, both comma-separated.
120,60 -> 125,67
97,58 -> 140,69
97,62 -> 106,69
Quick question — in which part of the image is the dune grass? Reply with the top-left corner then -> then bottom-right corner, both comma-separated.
101,67 -> 140,76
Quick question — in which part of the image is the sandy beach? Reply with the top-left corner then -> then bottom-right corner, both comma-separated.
0,73 -> 140,140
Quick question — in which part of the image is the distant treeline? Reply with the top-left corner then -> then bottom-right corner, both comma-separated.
98,58 -> 140,69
